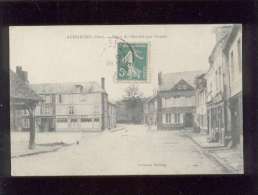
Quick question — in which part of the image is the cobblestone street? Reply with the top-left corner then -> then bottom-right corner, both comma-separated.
11,125 -> 231,176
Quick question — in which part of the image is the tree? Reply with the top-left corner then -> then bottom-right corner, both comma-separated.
122,85 -> 144,123
124,84 -> 143,99
27,102 -> 37,149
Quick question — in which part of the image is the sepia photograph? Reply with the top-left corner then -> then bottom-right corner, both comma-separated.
9,24 -> 243,176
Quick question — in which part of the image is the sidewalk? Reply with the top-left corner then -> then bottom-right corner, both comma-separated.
11,127 -> 124,158
109,125 -> 125,132
190,133 -> 224,148
183,131 -> 243,174
209,147 -> 244,173
11,131 -> 84,158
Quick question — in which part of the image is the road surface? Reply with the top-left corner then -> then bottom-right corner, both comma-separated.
11,124 -> 228,176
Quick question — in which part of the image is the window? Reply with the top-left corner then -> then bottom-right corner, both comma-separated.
175,113 -> 180,124
177,83 -> 187,90
196,92 -> 200,105
81,118 -> 92,122
218,67 -> 222,91
215,70 -> 218,91
182,84 -> 188,90
40,105 -> 43,114
230,51 -> 234,80
165,113 -> 171,123
237,38 -> 242,72
68,106 -> 74,115
45,95 -> 52,103
94,118 -> 99,122
45,105 -> 50,114
57,118 -> 67,123
59,94 -> 62,103
71,118 -> 77,123
23,118 -> 30,128
162,98 -> 166,107
40,105 -> 51,114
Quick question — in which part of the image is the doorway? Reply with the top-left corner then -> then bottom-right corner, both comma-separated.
184,113 -> 193,128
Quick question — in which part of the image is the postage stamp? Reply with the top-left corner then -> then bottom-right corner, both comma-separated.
117,42 -> 148,81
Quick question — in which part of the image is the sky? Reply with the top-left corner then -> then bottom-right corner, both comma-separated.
10,25 -> 222,101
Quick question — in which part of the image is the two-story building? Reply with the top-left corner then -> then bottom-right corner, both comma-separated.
10,66 -> 42,149
206,25 -> 232,145
157,71 -> 203,130
195,73 -> 208,133
10,67 -> 41,132
223,24 -> 243,147
23,77 -> 116,132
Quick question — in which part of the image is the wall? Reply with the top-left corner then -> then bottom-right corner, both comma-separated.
228,30 -> 242,97
54,92 -> 102,131
162,95 -> 195,108
55,93 -> 101,116
35,94 -> 55,116
144,98 -> 157,126
208,45 -> 224,101
108,104 -> 117,129
195,89 -> 207,130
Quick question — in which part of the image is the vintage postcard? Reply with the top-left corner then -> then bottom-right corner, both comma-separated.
9,24 -> 243,176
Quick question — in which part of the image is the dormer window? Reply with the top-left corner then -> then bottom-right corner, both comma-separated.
75,84 -> 83,93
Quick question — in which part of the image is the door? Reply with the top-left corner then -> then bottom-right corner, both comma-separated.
41,118 -> 49,132
184,113 -> 193,128
231,99 -> 240,145
70,118 -> 79,130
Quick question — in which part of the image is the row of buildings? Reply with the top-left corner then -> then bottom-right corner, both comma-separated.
144,24 -> 242,147
10,67 -> 117,132
205,24 -> 242,147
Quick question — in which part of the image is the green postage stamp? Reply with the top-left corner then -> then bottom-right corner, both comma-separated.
117,42 -> 148,81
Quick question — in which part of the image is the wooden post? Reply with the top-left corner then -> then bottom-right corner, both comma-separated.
28,103 -> 36,149
101,93 -> 105,131
157,93 -> 162,130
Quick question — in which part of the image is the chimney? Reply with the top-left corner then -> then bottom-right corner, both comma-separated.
101,77 -> 105,90
214,26 -> 232,42
158,72 -> 162,86
16,66 -> 29,84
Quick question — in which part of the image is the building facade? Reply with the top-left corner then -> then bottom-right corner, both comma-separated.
195,73 -> 208,133
10,67 -> 41,132
206,26 -> 232,145
223,24 -> 243,147
10,66 -> 42,148
143,96 -> 157,128
157,71 -> 203,130
108,102 -> 117,129
21,78 -> 116,131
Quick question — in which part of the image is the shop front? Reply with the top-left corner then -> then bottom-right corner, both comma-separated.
229,92 -> 243,147
207,101 -> 226,145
